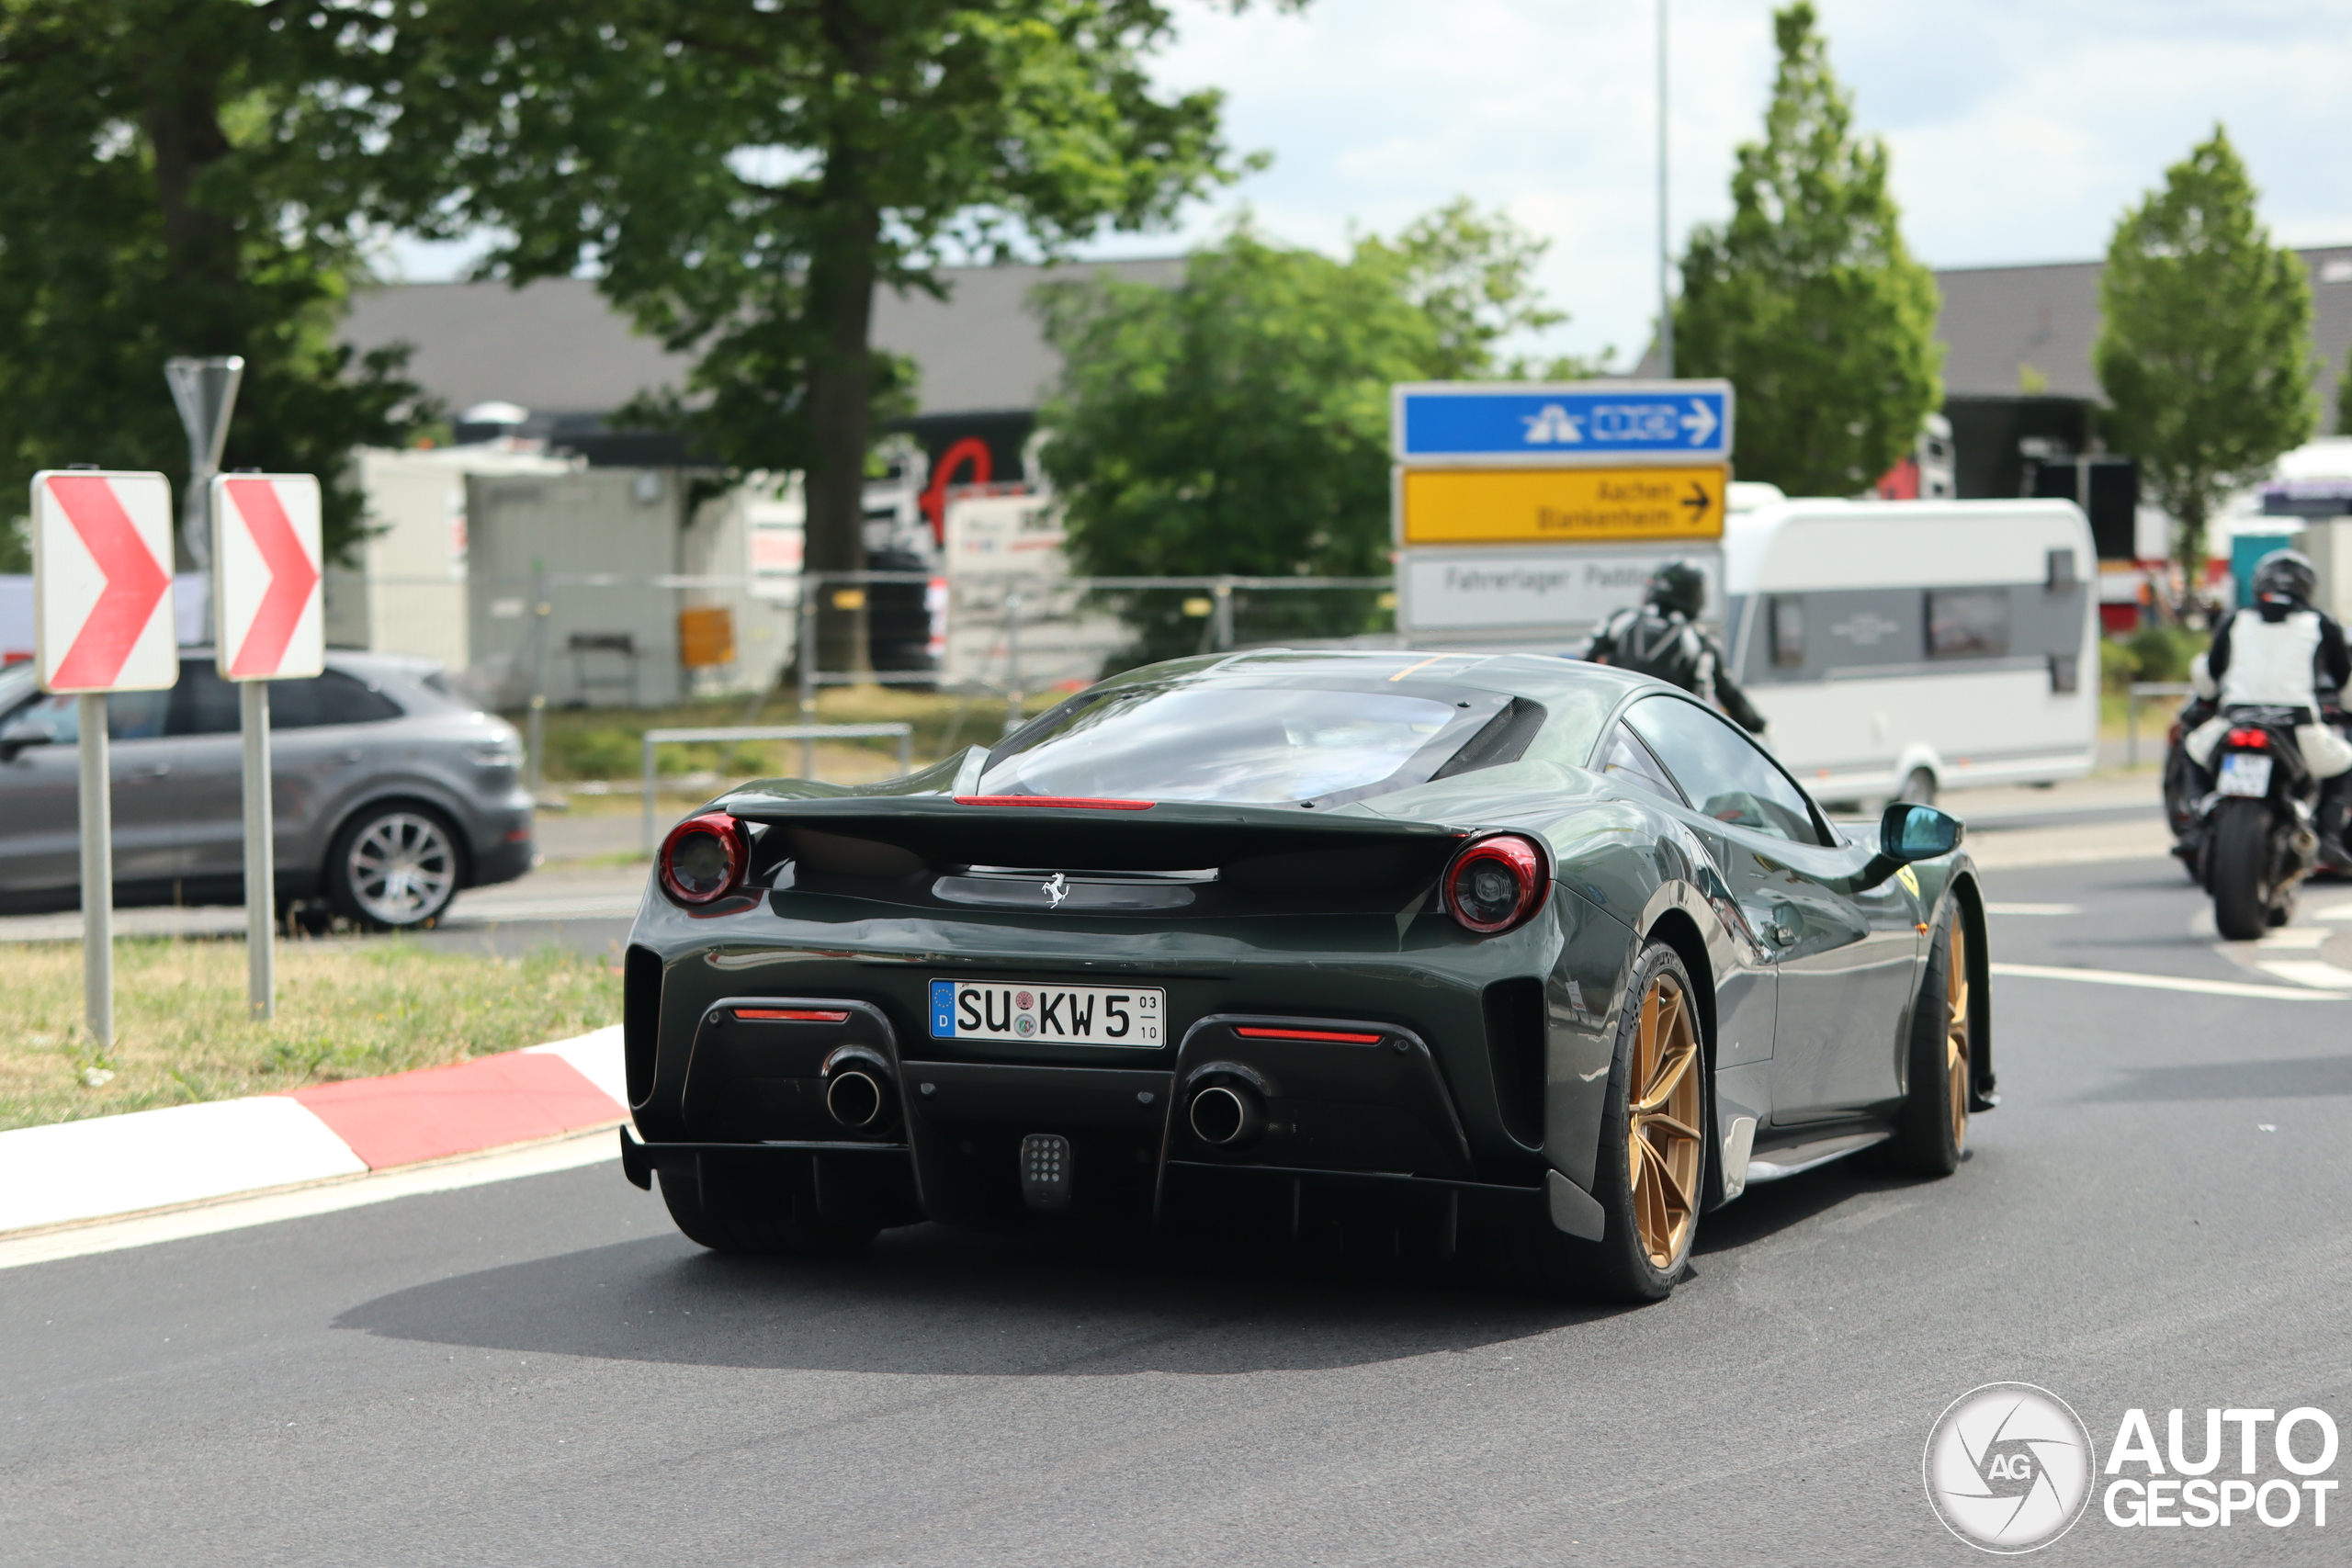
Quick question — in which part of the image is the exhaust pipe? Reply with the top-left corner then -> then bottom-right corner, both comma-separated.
1189,1084 -> 1264,1146
825,1068 -> 890,1130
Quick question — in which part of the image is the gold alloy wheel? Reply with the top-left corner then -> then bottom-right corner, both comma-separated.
1946,918 -> 1972,1152
1628,972 -> 1704,1270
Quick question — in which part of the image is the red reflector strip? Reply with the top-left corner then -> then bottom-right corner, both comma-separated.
953,795 -> 1155,810
733,1009 -> 851,1023
1234,1026 -> 1385,1044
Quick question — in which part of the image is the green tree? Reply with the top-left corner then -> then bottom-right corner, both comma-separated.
386,0 -> 1265,672
1673,2 -> 1940,497
1037,205 -> 1586,664
2096,127 -> 2314,592
2335,341 -> 2351,436
0,0 -> 429,571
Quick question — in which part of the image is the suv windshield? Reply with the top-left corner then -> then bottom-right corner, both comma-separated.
978,681 -> 1510,807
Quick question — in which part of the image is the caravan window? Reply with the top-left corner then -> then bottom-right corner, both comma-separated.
1769,596 -> 1805,667
1926,589 -> 2009,658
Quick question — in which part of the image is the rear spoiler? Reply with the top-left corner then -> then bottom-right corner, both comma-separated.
716,793 -> 1469,877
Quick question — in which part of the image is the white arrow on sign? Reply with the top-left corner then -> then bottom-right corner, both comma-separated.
30,470 -> 179,695
211,473 -> 323,681
1680,399 -> 1719,446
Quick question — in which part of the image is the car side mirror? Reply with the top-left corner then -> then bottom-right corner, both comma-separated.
1854,802 -> 1962,889
0,721 -> 56,761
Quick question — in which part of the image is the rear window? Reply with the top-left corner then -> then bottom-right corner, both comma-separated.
978,681 -> 1510,808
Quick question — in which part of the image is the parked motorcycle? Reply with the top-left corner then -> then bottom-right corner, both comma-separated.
2188,708 -> 2321,940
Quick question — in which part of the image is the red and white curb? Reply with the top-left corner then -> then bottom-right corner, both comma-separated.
0,1026 -> 628,1238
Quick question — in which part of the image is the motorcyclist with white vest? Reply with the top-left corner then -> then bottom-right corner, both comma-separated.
2183,549 -> 2352,867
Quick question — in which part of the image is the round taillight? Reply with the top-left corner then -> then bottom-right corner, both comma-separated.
1442,834 -> 1546,934
659,812 -> 747,906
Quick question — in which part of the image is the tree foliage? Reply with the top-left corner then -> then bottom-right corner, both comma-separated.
1038,205 -> 1589,661
0,0 -> 429,570
2096,127 -> 2315,585
385,0 -> 1264,669
1673,3 -> 1939,498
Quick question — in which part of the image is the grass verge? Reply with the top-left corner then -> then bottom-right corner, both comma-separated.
1,937 -> 622,1134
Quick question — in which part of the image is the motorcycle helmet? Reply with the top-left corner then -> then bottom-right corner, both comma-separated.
1645,559 -> 1707,618
2251,548 -> 2318,605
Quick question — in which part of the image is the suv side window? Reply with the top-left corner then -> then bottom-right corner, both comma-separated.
6,686 -> 171,741
170,666 -> 402,734
1623,695 -> 1826,845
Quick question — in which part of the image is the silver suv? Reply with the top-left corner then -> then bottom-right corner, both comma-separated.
0,651 -> 534,930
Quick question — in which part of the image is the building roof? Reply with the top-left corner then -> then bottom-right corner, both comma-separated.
1639,245 -> 2352,428
348,247 -> 2352,433
340,258 -> 1187,424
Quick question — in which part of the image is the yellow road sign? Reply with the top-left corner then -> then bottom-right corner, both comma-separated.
1399,465 -> 1727,546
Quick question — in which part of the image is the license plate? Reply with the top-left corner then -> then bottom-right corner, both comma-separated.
2219,752 -> 2273,797
929,979 -> 1165,1047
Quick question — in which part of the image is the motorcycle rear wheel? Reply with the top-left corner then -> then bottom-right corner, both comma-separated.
2211,798 -> 2273,942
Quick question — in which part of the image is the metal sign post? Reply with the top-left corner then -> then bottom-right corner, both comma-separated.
77,693 -> 111,1045
165,356 -> 243,571
212,473 -> 324,1020
30,469 -> 180,1049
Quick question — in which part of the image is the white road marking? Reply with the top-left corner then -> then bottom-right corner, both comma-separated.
1983,903 -> 2083,915
2250,928 -> 2330,949
2314,903 -> 2352,921
0,1127 -> 619,1271
2253,960 -> 2352,991
1988,962 -> 2341,1001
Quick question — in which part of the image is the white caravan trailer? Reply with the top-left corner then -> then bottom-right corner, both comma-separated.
1721,498 -> 2099,805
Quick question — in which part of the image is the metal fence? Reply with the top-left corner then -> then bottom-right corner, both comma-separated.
334,565 -> 1399,720
2124,681 -> 2196,767
789,570 -> 1396,735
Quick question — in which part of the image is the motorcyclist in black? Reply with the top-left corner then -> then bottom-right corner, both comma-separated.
1583,559 -> 1769,735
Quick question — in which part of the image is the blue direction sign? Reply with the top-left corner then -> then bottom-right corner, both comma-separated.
1394,379 -> 1734,466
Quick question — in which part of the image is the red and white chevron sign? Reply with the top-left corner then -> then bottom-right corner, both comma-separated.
211,473 -> 322,680
30,469 -> 179,694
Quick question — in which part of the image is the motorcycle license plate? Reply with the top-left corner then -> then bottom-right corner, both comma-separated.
2219,752 -> 2273,797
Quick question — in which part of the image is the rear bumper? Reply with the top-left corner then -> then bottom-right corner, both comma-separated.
627,994 -> 1566,1234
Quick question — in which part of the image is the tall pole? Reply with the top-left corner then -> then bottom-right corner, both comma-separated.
241,681 -> 274,1016
78,694 -> 112,1048
1657,0 -> 1673,379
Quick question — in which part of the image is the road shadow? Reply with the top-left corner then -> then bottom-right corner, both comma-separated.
1693,1156 -> 1944,1257
2077,1053 -> 2352,1103
335,1223 -> 1612,1375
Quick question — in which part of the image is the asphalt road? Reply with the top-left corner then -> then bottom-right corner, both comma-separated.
6,851 -> 2348,1566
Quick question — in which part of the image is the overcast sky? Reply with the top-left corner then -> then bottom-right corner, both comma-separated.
1081,0 -> 2352,365
386,2 -> 2351,368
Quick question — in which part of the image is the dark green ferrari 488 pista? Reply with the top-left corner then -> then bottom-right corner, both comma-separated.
617,649 -> 1990,1302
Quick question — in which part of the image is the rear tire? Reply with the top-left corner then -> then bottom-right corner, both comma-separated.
1530,942 -> 1705,1303
1897,768 -> 1937,806
659,1156 -> 878,1258
2211,799 -> 2271,942
1889,908 -> 1972,1177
